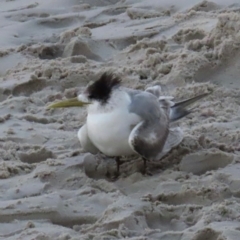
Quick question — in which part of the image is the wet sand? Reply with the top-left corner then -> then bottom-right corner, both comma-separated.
1,0 -> 240,239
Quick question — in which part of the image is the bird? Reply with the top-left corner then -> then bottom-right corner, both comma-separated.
48,72 -> 211,176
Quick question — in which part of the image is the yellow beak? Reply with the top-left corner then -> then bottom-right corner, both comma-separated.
47,97 -> 90,109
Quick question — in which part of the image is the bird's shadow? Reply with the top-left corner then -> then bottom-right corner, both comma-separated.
83,143 -> 191,182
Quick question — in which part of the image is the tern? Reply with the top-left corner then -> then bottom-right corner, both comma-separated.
48,72 -> 211,175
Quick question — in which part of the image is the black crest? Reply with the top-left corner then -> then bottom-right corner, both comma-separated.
86,72 -> 122,104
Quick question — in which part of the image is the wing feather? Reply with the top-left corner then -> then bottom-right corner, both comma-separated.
127,91 -> 170,161
156,127 -> 183,160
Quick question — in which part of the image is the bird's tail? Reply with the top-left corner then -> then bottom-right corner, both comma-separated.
170,91 -> 212,122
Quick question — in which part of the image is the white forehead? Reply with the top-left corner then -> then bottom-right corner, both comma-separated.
78,93 -> 89,102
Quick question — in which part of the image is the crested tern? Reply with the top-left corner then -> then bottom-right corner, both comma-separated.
48,72 -> 211,175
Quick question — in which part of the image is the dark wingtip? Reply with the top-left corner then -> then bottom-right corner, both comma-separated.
170,90 -> 212,122
170,108 -> 191,122
173,91 -> 212,108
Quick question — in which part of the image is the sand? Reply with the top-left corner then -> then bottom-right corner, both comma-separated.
0,0 -> 240,239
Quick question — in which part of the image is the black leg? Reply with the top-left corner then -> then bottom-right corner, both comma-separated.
142,157 -> 147,175
115,157 -> 124,175
142,158 -> 153,176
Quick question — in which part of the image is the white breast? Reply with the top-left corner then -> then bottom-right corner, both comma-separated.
86,91 -> 141,157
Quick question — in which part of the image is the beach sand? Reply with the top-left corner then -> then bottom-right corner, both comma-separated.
1,0 -> 240,239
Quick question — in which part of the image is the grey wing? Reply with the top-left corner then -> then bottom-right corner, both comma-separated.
170,92 -> 211,122
127,90 -> 170,161
156,127 -> 183,160
77,124 -> 99,154
145,85 -> 162,98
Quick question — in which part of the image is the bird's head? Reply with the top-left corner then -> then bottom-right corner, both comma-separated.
47,72 -> 121,109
